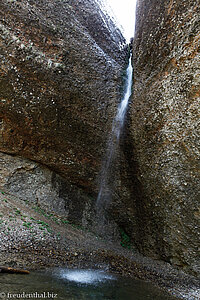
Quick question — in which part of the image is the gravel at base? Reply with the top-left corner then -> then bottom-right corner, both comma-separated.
0,190 -> 199,299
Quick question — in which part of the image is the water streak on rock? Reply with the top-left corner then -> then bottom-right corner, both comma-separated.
96,55 -> 133,208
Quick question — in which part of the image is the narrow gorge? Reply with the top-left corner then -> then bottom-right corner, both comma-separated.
0,0 -> 199,298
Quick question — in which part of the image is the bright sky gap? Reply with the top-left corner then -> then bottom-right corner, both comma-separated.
106,0 -> 137,41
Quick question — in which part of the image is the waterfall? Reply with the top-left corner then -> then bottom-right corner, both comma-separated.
96,54 -> 133,208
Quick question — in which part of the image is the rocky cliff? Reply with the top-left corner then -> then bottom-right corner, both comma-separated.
128,0 -> 200,276
1,0 -> 199,281
0,0 -> 127,224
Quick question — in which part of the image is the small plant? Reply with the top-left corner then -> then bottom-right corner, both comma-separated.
35,220 -> 52,233
72,223 -> 83,230
36,220 -> 49,227
39,226 -> 45,230
33,205 -> 49,217
23,222 -> 32,229
120,228 -> 131,249
15,209 -> 22,216
61,219 -> 69,225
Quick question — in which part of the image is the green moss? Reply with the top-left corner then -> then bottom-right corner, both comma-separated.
120,228 -> 131,249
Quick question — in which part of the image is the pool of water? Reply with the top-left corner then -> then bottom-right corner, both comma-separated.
0,268 -> 176,300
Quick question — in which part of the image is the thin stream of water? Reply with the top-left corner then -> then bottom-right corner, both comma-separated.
96,54 -> 133,207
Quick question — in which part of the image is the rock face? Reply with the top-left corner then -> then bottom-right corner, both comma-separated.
0,152 -> 96,226
0,0 -> 127,222
1,0 -> 199,280
128,0 -> 200,276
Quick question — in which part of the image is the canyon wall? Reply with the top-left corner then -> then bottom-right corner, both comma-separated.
1,0 -> 199,278
0,0 -> 127,225
128,0 -> 199,276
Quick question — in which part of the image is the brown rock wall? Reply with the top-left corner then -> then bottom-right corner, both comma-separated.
129,0 -> 200,276
0,0 -> 127,193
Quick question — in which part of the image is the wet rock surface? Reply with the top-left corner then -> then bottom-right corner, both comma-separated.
128,0 -> 200,276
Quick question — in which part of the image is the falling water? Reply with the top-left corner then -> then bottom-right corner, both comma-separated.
96,54 -> 133,208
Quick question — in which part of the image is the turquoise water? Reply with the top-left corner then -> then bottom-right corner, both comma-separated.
0,268 -> 176,300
